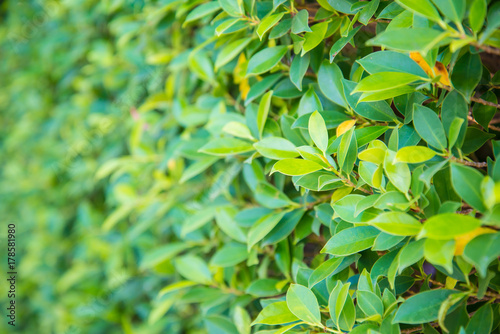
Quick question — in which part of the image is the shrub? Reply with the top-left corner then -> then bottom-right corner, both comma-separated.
2,0 -> 500,333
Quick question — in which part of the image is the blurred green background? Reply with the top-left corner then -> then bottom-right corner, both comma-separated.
0,1 -> 182,333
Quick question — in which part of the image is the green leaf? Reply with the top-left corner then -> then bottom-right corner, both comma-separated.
291,9 -> 312,34
431,0 -> 465,23
424,238 -> 455,273
215,37 -> 252,70
255,182 -> 292,209
317,60 -> 348,108
394,289 -> 459,324
215,207 -> 247,242
247,46 -> 288,76
413,104 -> 447,151
308,255 -> 359,288
384,150 -> 411,193
210,244 -> 248,267
184,2 -> 222,25
329,281 -> 355,331
298,86 -> 323,116
188,51 -> 215,83
419,213 -> 481,240
257,91 -> 273,138
359,0 -> 380,25
322,226 -> 380,256
246,278 -> 283,297
175,255 -> 213,284
358,85 -> 416,103
293,110 -> 351,130
441,90 -> 468,148
451,52 -> 482,102
302,21 -> 328,55
463,233 -> 500,277
338,127 -> 358,174
247,211 -> 287,250
368,212 -> 422,236
286,284 -> 322,325
309,110 -> 329,153
272,158 -> 324,176
395,0 -> 441,22
395,146 -> 436,163
330,26 -> 362,61
257,12 -> 285,40
343,79 -> 398,122
254,137 -> 299,160
290,53 -> 310,91
222,121 -> 255,140
469,0 -> 486,33
465,303 -> 493,334
180,156 -> 220,183
450,163 -> 486,212
357,290 -> 384,319
358,51 -> 427,77
252,301 -> 300,325
199,138 -> 255,156
218,0 -> 243,16
353,72 -> 423,93
367,28 -> 448,54
473,91 -> 497,130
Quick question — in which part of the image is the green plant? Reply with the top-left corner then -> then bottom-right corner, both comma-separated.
2,0 -> 500,333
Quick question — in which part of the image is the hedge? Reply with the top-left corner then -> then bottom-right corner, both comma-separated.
2,0 -> 500,333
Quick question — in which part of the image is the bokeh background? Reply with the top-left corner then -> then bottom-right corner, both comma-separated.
0,1 -> 186,333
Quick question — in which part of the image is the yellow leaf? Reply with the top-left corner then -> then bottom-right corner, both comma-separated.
240,79 -> 250,100
433,61 -> 450,86
336,119 -> 356,137
454,227 -> 496,255
410,52 -> 433,77
233,53 -> 247,84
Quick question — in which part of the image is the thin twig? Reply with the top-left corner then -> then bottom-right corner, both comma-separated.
441,85 -> 500,109
472,42 -> 500,56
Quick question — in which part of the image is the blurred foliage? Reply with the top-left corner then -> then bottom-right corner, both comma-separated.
1,0 -> 500,333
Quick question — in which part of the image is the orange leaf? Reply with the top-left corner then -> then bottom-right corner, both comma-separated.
410,52 -> 433,77
433,61 -> 451,86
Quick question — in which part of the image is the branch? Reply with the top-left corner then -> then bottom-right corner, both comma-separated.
441,85 -> 500,109
449,156 -> 487,168
472,42 -> 500,56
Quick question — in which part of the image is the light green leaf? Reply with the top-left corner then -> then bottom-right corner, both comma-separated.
395,0 -> 441,21
395,146 -> 436,163
184,2 -> 222,25
368,212 -> 422,236
219,0 -> 243,16
210,244 -> 248,267
322,226 -> 380,255
257,12 -> 285,40
431,0 -> 465,23
424,238 -> 455,273
215,37 -> 252,70
257,91 -> 273,138
286,284 -> 322,325
384,150 -> 411,193
272,159 -> 324,176
248,211 -> 286,250
419,213 -> 481,240
353,72 -> 423,93
175,255 -> 213,284
254,137 -> 298,160
199,138 -> 255,156
302,21 -> 328,55
247,46 -> 288,76
308,110 -> 329,152
251,301 -> 300,325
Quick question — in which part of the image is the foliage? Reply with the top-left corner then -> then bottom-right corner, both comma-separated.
2,0 -> 500,333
